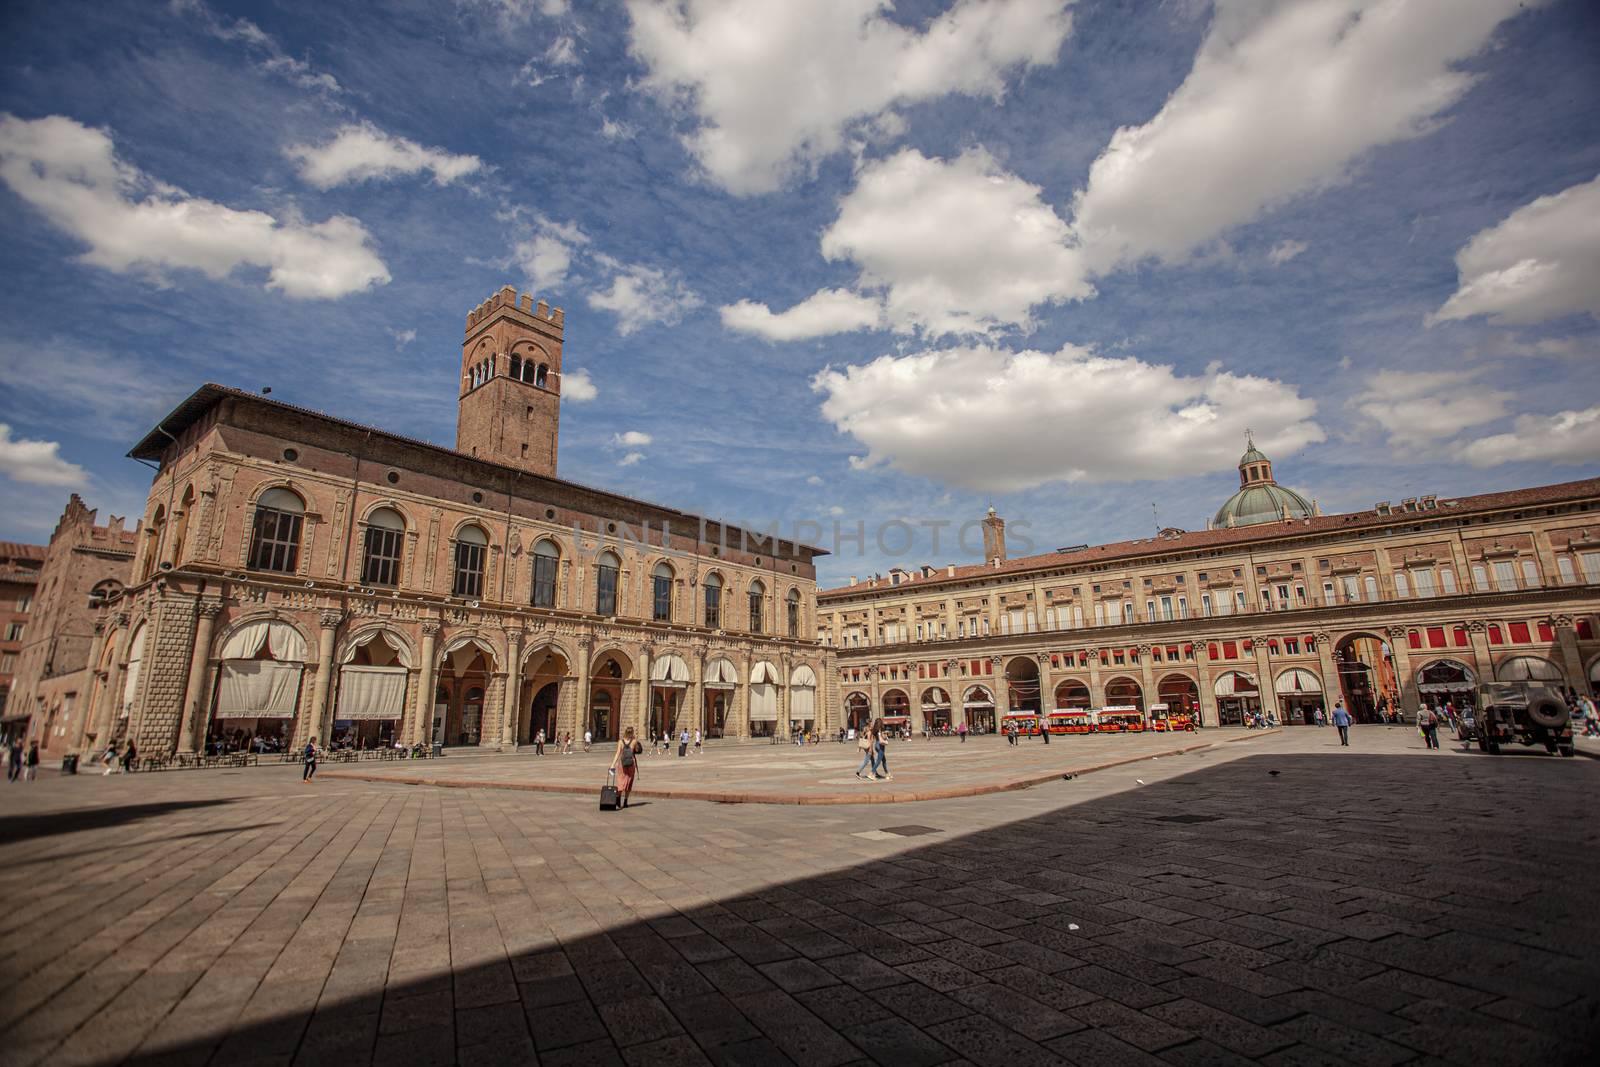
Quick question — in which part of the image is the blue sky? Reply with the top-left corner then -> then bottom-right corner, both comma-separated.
0,0 -> 1597,586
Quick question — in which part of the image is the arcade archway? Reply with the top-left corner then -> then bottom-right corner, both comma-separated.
1005,657 -> 1042,713
1054,679 -> 1091,710
1104,676 -> 1144,713
1335,633 -> 1397,723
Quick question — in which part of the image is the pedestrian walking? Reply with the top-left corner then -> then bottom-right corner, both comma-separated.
1332,702 -> 1352,746
24,741 -> 39,782
302,739 -> 318,782
693,729 -> 702,755
854,722 -> 878,780
563,731 -> 574,754
583,729 -> 592,753
5,739 -> 20,782
678,728 -> 689,757
957,721 -> 967,743
608,727 -> 641,808
873,719 -> 893,781
101,741 -> 119,775
121,739 -> 138,772
1418,706 -> 1440,749
535,728 -> 545,755
1040,719 -> 1051,745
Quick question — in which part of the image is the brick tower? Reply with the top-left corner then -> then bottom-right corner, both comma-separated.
456,285 -> 565,477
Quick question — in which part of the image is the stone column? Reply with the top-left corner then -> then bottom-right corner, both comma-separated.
1193,638 -> 1218,727
307,611 -> 341,745
573,637 -> 592,742
688,645 -> 706,740
1466,620 -> 1493,685
1137,645 -> 1157,716
1386,625 -> 1419,720
177,600 -> 223,754
89,613 -> 132,746
1315,631 -> 1339,719
1251,635 -> 1276,719
737,651 -> 753,739
412,622 -> 439,745
1086,647 -> 1104,708
1038,651 -> 1055,713
637,644 -> 653,741
500,628 -> 523,750
1551,615 -> 1583,690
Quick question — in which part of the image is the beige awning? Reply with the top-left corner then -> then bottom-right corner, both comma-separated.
1274,668 -> 1321,695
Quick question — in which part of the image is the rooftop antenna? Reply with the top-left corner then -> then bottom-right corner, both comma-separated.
1152,501 -> 1161,533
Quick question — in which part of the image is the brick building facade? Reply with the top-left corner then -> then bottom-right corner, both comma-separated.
88,288 -> 832,758
0,541 -> 46,739
819,444 -> 1600,731
4,498 -> 137,752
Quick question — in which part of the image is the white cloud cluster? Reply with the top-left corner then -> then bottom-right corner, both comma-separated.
813,343 -> 1323,491
562,368 -> 598,401
1268,239 -> 1308,266
721,289 -> 882,341
1430,174 -> 1600,327
587,259 -> 703,335
1070,0 -> 1537,273
1459,406 -> 1600,468
513,217 -> 588,290
1353,369 -> 1509,450
613,430 -> 653,447
0,114 -> 390,299
170,0 -> 342,94
625,0 -> 1074,195
0,424 -> 86,487
727,149 -> 1088,338
286,123 -> 482,189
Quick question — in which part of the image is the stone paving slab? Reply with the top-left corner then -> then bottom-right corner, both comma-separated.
0,727 -> 1594,1066
319,730 -> 1280,804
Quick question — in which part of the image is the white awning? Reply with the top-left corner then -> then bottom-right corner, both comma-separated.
790,664 -> 818,688
1213,672 -> 1258,697
217,660 -> 303,718
340,630 -> 412,668
650,654 -> 690,685
1417,660 -> 1475,692
921,689 -> 951,708
220,620 -> 308,662
750,682 -> 778,720
1274,668 -> 1322,695
705,657 -> 738,689
963,687 -> 995,708
1496,656 -> 1564,682
791,686 -> 815,722
751,661 -> 781,685
336,665 -> 408,720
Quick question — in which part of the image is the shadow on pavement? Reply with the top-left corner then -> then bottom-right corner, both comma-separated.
108,753 -> 1600,1065
0,799 -> 237,847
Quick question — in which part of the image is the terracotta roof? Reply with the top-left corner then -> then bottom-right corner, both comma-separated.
128,384 -> 829,558
0,543 -> 46,562
820,475 -> 1600,599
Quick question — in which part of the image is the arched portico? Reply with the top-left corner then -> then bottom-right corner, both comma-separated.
518,643 -> 571,744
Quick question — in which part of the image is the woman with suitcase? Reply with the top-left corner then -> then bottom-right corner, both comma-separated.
608,727 -> 642,808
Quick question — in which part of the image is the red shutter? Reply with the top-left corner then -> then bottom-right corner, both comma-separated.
1453,626 -> 1468,647
1509,622 -> 1531,644
1536,621 -> 1554,643
1407,630 -> 1421,649
1426,626 -> 1446,649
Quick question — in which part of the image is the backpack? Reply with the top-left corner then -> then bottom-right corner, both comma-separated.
621,746 -> 635,768
1420,709 -> 1436,727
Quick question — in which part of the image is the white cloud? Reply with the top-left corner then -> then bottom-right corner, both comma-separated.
587,261 -> 702,335
625,0 -> 1074,195
170,0 -> 342,94
613,430 -> 653,447
390,328 -> 417,349
1069,0 -> 1538,274
618,451 -> 645,467
820,148 -> 1089,336
286,122 -> 482,189
813,343 -> 1323,491
721,288 -> 883,341
1458,406 -> 1600,468
515,234 -> 574,290
460,0 -> 570,28
563,368 -> 597,401
1354,369 -> 1509,449
828,505 -> 845,516
1429,174 -> 1600,326
546,35 -> 579,66
806,475 -> 824,486
1268,239 -> 1307,265
0,114 -> 390,299
0,424 -> 87,487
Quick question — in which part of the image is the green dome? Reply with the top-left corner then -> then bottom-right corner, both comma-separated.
1239,444 -> 1268,465
1213,483 -> 1315,528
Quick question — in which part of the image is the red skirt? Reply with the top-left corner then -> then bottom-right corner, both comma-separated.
617,762 -> 637,793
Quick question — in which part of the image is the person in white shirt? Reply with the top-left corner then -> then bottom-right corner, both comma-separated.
583,729 -> 592,753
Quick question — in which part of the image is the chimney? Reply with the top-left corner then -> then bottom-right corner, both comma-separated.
849,575 -> 857,587
981,506 -> 1007,564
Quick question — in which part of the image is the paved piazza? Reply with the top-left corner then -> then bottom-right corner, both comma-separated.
1,730 -> 1595,1067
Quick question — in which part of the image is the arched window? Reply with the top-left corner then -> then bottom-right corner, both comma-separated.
248,488 -> 305,573
170,485 -> 195,568
786,589 -> 800,638
748,579 -> 765,634
596,551 -> 620,616
453,525 -> 488,598
535,363 -> 548,388
704,572 -> 722,628
531,539 -> 560,608
141,505 -> 166,582
361,507 -> 405,586
509,354 -> 522,380
652,561 -> 674,622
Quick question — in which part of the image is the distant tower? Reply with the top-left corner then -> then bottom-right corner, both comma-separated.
1210,431 -> 1316,529
456,285 -> 565,477
982,506 -> 1007,564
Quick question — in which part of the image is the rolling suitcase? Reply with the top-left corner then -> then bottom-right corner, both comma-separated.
600,775 -> 620,811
